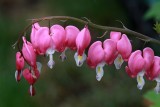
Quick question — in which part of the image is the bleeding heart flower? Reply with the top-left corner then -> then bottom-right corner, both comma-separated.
145,56 -> 160,93
46,24 -> 66,69
103,39 -> 118,65
22,37 -> 37,68
59,25 -> 80,61
74,26 -> 91,67
22,67 -> 40,85
114,34 -> 132,69
15,52 -> 24,82
126,47 -> 154,90
50,24 -> 66,52
87,41 -> 105,81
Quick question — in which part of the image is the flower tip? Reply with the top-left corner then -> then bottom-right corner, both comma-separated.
15,70 -> 21,82
74,52 -> 86,67
47,60 -> 55,69
29,85 -> 35,96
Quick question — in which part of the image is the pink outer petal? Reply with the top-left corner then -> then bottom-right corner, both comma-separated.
76,26 -> 91,56
143,47 -> 154,71
50,24 -> 66,52
23,69 -> 37,85
126,50 -> 145,78
117,34 -> 132,61
35,27 -> 51,55
16,52 -> 24,71
22,37 -> 36,67
30,23 -> 41,48
103,39 -> 118,64
65,25 -> 80,50
87,41 -> 105,68
110,31 -> 121,42
146,56 -> 160,80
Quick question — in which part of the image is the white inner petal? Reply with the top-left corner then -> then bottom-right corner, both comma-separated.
15,70 -> 22,82
96,62 -> 105,81
74,52 -> 86,67
154,76 -> 160,94
114,54 -> 124,70
46,48 -> 55,69
36,62 -> 42,73
60,48 -> 67,62
137,70 -> 145,90
30,85 -> 33,96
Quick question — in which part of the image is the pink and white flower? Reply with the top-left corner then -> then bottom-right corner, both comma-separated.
74,26 -> 91,67
87,41 -> 105,81
15,52 -> 24,82
126,47 -> 154,90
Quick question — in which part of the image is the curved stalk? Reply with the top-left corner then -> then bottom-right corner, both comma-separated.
14,16 -> 160,50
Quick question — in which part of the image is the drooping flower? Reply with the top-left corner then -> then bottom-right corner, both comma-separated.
114,34 -> 132,69
126,47 -> 154,90
46,24 -> 66,69
22,36 -> 37,68
74,26 -> 91,67
30,23 -> 53,55
22,65 -> 40,96
87,41 -> 105,81
15,52 -> 24,82
146,56 -> 160,93
103,39 -> 118,65
60,25 -> 80,61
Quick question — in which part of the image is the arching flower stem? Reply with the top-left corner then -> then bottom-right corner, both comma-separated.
13,16 -> 160,52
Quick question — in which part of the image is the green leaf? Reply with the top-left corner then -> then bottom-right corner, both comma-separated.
144,1 -> 160,20
144,90 -> 160,107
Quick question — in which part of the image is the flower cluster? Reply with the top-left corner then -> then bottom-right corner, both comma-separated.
15,22 -> 160,96
15,23 -> 91,96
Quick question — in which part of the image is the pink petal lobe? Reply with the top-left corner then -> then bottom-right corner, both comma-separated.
143,47 -> 154,70
103,39 -> 118,64
146,56 -> 160,80
117,34 -> 132,60
76,26 -> 91,55
87,41 -> 104,68
110,31 -> 121,42
127,50 -> 145,77
22,37 -> 37,67
16,52 -> 24,71
35,27 -> 51,55
50,24 -> 66,52
65,25 -> 80,50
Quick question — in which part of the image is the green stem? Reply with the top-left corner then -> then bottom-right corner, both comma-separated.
14,16 -> 160,50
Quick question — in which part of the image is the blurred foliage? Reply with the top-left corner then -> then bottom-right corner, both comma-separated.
144,1 -> 160,20
144,90 -> 160,107
153,21 -> 160,34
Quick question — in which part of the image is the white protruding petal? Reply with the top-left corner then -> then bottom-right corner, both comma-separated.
15,70 -> 22,82
46,48 -> 55,69
114,54 -> 124,69
36,62 -> 42,73
74,52 -> 86,67
154,77 -> 160,94
30,85 -> 34,96
137,71 -> 145,90
60,48 -> 67,62
96,62 -> 105,81
47,54 -> 55,69
15,70 -> 18,81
